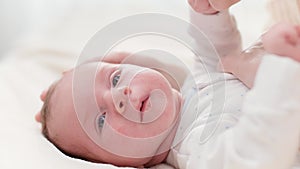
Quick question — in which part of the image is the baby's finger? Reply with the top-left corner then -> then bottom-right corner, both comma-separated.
188,0 -> 214,14
209,0 -> 240,11
193,0 -> 209,13
286,34 -> 297,46
188,0 -> 219,14
285,26 -> 300,46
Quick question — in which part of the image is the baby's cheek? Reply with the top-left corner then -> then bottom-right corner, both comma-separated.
114,123 -> 147,138
106,115 -> 138,137
156,112 -> 174,131
109,119 -> 158,138
135,71 -> 162,83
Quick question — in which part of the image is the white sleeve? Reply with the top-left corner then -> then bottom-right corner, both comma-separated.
188,9 -> 242,73
183,55 -> 300,169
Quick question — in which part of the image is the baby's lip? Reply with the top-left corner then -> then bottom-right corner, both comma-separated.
139,96 -> 149,113
128,93 -> 149,112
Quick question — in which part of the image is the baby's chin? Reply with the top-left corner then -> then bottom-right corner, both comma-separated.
115,151 -> 169,168
104,154 -> 155,168
143,151 -> 170,167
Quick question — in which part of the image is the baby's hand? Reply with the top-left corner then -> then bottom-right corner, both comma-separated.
188,0 -> 240,14
262,23 -> 300,62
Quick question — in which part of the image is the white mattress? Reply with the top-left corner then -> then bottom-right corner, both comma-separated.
0,0 -> 268,168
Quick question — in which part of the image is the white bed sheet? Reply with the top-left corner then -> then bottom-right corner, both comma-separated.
0,1 -> 268,168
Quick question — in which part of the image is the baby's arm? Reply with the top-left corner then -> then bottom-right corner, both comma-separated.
184,55 -> 300,169
220,23 -> 300,88
219,40 -> 265,88
188,0 -> 242,72
188,22 -> 300,168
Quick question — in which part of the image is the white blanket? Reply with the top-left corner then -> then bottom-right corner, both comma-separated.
0,1 -> 268,168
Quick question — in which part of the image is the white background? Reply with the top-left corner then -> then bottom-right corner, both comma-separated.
0,0 -> 268,57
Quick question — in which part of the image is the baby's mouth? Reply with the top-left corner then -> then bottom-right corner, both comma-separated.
139,96 -> 149,113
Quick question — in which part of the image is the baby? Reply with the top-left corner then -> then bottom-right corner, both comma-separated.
37,51 -> 183,167
35,0 -> 300,168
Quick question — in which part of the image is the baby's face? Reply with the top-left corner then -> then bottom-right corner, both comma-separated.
46,60 -> 182,166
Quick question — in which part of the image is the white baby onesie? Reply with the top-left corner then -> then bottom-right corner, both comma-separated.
167,9 -> 300,169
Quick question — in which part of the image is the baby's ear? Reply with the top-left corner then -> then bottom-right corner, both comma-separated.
35,111 -> 42,123
40,89 -> 48,102
37,88 -> 48,123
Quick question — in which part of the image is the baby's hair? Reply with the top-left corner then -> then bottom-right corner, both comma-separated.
40,79 -> 97,162
40,81 -> 58,141
267,0 -> 300,25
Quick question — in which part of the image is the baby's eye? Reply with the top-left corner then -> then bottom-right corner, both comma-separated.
98,113 -> 106,129
112,74 -> 120,87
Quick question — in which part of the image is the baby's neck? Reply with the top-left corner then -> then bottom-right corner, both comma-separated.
144,118 -> 180,167
145,94 -> 182,167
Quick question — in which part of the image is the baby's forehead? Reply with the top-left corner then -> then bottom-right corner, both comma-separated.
56,60 -> 111,89
80,58 -> 116,66
77,60 -> 120,70
48,73 -> 74,111
52,60 -> 113,105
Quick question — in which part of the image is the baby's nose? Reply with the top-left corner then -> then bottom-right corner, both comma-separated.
123,87 -> 131,96
115,86 -> 131,114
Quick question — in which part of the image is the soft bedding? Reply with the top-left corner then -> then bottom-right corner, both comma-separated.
0,1 -> 267,168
